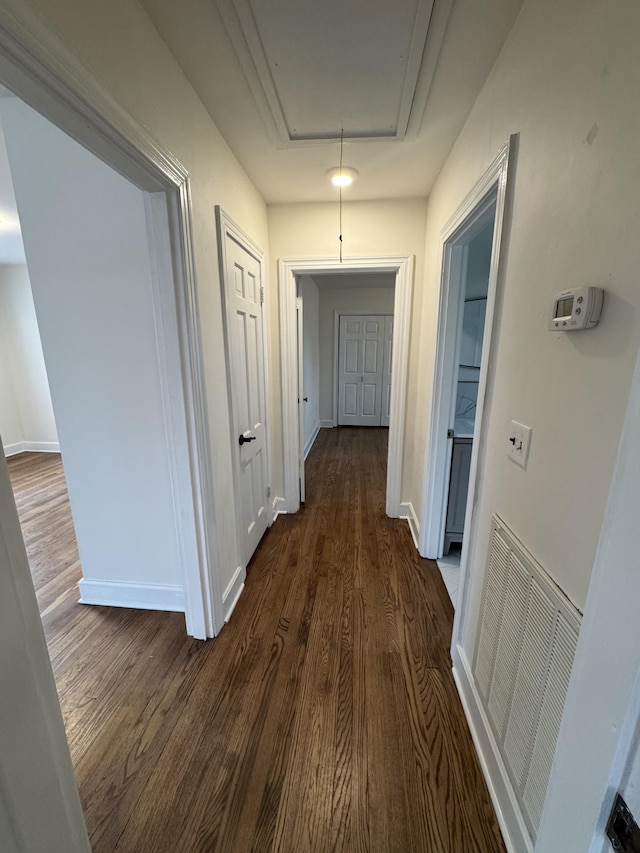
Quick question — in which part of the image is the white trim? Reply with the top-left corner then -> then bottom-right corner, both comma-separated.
319,419 -> 335,428
279,255 -> 414,517
145,193 -> 222,639
304,421 -> 321,459
297,294 -> 306,503
216,0 -> 451,147
0,0 -> 222,639
22,440 -> 60,453
78,579 -> 185,612
222,565 -> 245,621
3,441 -> 61,456
416,137 -> 516,659
271,495 -> 287,519
399,501 -> 420,548
3,442 -> 24,456
170,185 -> 223,638
0,453 -> 90,851
332,310 -> 340,426
452,644 -> 532,853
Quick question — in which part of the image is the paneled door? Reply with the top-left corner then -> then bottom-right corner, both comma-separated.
338,315 -> 391,426
218,210 -> 269,567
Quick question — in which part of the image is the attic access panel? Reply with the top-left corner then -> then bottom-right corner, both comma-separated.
217,0 -> 446,144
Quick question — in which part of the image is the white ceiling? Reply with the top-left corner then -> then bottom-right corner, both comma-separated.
140,0 -> 524,203
0,2 -> 525,264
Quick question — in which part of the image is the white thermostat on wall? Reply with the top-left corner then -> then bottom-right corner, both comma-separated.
548,286 -> 604,331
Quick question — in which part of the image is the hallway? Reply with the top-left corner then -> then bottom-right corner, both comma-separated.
9,432 -> 504,851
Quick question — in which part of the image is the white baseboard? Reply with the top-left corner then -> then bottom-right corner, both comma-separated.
319,419 -> 335,428
23,441 -> 60,453
3,442 -> 24,457
304,422 -> 321,459
223,564 -> 245,621
399,501 -> 420,548
78,578 -> 185,612
451,643 -> 532,853
271,496 -> 288,520
4,440 -> 60,457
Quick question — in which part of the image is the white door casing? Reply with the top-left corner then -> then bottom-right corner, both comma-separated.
217,208 -> 270,573
420,137 -> 514,604
0,452 -> 90,852
338,314 -> 386,426
296,294 -> 306,503
279,256 -> 414,517
381,315 -> 393,427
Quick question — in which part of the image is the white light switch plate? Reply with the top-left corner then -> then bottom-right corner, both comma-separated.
508,421 -> 532,468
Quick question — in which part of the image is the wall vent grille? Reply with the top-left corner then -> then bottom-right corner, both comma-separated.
473,516 -> 581,840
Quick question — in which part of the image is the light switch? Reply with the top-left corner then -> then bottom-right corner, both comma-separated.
508,421 -> 532,469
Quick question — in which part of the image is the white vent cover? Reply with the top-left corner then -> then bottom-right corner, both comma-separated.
473,516 -> 581,840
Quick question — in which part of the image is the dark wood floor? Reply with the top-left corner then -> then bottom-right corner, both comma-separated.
7,431 -> 505,852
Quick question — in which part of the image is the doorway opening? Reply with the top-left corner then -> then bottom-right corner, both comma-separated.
420,138 -> 515,621
279,255 -> 413,518
435,212 -> 495,605
295,272 -> 396,503
0,69 -> 220,639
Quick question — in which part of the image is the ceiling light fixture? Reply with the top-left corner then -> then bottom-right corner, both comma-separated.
327,166 -> 358,187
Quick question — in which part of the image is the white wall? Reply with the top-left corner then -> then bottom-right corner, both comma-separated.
0,280 -> 22,450
20,0 -> 269,614
299,275 -> 320,454
267,198 -> 428,498
318,286 -> 395,422
415,0 -> 640,619
0,264 -> 58,456
413,0 -> 640,846
2,97 -> 183,599
535,348 -> 640,851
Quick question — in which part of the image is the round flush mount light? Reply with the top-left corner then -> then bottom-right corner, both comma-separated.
327,166 -> 358,188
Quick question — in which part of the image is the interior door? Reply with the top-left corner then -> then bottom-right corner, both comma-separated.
338,315 -> 386,426
218,213 -> 269,567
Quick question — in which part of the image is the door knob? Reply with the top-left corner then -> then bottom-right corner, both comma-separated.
239,434 -> 257,446
303,397 -> 308,402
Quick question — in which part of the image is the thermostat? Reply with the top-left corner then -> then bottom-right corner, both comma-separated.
548,286 -> 603,330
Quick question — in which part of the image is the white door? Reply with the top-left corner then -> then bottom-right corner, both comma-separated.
381,315 -> 393,427
0,454 -> 90,852
338,315 -> 390,426
218,212 -> 269,567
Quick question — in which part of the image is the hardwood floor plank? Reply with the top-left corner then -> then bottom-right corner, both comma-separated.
7,437 -> 505,852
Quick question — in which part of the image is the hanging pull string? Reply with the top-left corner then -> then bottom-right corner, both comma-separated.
339,127 -> 343,263
339,185 -> 343,263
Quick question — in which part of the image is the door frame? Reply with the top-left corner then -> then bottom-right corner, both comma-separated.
422,196 -> 497,560
216,207 -> 272,616
279,255 -> 414,516
333,312 -> 394,427
296,293 -> 306,501
0,2 -> 223,638
419,137 -> 515,571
